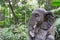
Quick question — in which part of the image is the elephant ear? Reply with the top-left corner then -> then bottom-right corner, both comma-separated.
41,11 -> 55,30
44,11 -> 55,21
46,11 -> 54,17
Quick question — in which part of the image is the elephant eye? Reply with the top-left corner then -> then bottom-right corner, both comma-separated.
35,13 -> 39,17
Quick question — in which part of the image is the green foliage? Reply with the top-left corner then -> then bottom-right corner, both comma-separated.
51,0 -> 60,6
0,25 -> 28,40
54,18 -> 60,40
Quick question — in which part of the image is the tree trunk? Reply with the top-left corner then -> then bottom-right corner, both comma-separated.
8,0 -> 18,24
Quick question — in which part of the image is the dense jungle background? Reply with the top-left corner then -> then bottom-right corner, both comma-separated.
0,0 -> 60,40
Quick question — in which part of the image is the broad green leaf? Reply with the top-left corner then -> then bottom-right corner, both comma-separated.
51,2 -> 60,6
